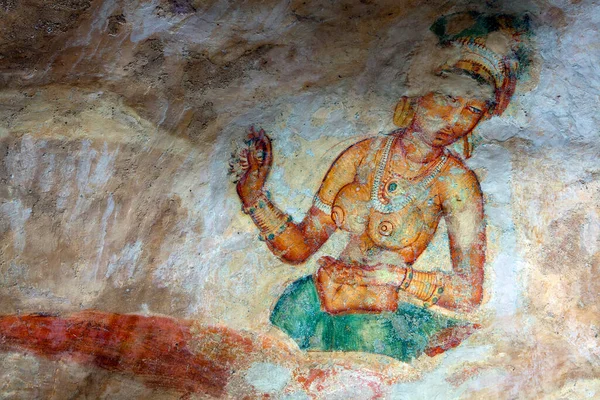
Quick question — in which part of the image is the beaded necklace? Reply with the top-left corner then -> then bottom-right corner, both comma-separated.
370,135 -> 448,214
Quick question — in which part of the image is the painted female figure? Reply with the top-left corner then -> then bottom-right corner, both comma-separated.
232,13 -> 531,362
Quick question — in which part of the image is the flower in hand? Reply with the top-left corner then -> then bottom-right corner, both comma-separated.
228,126 -> 273,208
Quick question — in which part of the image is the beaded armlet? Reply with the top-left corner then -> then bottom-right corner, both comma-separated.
313,195 -> 333,215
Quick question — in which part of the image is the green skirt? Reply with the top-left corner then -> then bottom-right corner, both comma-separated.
270,275 -> 459,362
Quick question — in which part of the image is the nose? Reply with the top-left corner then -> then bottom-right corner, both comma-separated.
449,105 -> 464,126
449,99 -> 469,127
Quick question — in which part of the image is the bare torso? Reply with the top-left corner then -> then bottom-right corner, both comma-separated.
333,135 -> 449,265
314,134 -> 478,314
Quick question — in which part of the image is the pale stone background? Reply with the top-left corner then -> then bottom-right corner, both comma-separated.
0,0 -> 599,398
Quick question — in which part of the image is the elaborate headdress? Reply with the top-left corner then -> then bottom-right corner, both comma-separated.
394,12 -> 534,156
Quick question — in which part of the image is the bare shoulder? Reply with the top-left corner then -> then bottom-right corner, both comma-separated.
328,136 -> 382,169
318,136 -> 383,203
437,153 -> 483,207
338,136 -> 380,159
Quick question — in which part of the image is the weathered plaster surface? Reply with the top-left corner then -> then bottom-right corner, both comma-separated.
0,0 -> 599,398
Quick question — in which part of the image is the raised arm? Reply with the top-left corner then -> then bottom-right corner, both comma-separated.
233,127 -> 369,264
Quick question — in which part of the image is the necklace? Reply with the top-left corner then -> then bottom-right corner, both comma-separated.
370,135 -> 448,214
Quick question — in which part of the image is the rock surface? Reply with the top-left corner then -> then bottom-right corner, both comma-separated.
1,0 -> 599,399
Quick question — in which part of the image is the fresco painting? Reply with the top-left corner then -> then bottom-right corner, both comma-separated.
232,12 -> 530,362
0,1 -> 598,399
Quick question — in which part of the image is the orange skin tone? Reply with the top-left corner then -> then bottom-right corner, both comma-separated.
237,91 -> 488,315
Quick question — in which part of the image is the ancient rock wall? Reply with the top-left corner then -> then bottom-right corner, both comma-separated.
0,1 -> 599,399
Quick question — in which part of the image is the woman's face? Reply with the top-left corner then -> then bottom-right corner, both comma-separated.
412,91 -> 489,148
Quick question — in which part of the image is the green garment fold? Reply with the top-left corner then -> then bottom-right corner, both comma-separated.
270,275 -> 459,362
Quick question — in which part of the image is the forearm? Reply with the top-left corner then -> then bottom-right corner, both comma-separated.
243,191 -> 329,264
267,223 -> 322,264
322,260 -> 480,311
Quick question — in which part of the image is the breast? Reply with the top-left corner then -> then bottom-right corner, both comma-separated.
332,182 -> 439,252
367,203 -> 427,250
331,182 -> 370,233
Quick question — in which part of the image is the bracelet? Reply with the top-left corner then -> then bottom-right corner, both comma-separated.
242,191 -> 293,241
400,266 -> 413,290
258,215 -> 293,241
242,191 -> 271,215
399,268 -> 444,307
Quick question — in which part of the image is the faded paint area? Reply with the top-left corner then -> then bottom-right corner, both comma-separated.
0,0 -> 599,399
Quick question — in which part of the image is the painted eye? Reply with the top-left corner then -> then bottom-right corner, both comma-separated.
467,105 -> 482,114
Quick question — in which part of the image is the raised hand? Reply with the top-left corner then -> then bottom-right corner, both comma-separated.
232,126 -> 273,208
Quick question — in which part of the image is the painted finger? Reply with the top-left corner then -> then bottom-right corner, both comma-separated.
253,138 -> 266,164
247,125 -> 257,140
318,256 -> 335,266
261,133 -> 273,168
239,152 -> 250,170
254,142 -> 265,163
246,146 -> 260,171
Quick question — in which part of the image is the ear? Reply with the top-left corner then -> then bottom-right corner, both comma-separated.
462,133 -> 472,159
483,100 -> 496,120
462,108 -> 488,159
393,96 -> 417,128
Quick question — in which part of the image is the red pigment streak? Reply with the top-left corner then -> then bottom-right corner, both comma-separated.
0,311 -> 242,397
424,323 -> 482,357
297,368 -> 333,392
